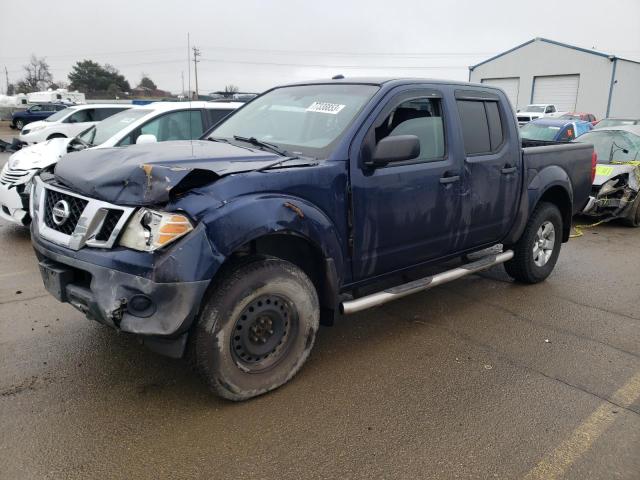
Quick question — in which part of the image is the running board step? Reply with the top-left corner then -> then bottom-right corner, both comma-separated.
340,250 -> 514,315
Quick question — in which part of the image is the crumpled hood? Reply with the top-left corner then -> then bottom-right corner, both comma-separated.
8,137 -> 72,170
54,140 -> 314,205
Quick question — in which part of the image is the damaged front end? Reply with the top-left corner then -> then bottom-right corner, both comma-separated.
582,164 -> 640,221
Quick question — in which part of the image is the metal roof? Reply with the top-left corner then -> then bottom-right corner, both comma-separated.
469,37 -> 640,70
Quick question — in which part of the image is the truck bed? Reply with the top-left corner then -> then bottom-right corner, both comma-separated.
522,141 -> 594,215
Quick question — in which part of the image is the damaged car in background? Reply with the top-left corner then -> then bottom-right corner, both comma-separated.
576,125 -> 640,226
0,101 -> 241,226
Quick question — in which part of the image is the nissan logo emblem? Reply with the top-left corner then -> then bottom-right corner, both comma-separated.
51,200 -> 71,226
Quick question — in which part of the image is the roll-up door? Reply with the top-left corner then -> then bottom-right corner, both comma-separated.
532,74 -> 580,112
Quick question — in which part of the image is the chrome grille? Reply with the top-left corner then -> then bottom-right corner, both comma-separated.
34,177 -> 135,251
43,189 -> 89,235
95,209 -> 124,241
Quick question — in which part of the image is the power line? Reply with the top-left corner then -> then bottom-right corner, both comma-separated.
199,57 -> 468,70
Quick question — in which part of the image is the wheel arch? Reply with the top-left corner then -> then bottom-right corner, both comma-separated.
199,194 -> 345,324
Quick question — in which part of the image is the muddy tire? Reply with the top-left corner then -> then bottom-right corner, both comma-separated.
504,202 -> 562,284
620,195 -> 640,227
194,256 -> 319,401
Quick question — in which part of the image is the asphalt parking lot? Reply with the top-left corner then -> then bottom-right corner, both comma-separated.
0,127 -> 639,479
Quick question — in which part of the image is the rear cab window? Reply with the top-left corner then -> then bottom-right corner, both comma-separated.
455,90 -> 505,155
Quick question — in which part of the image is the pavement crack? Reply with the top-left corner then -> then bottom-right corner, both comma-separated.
547,293 -> 640,323
443,286 -> 640,361
421,320 -> 640,417
0,293 -> 49,305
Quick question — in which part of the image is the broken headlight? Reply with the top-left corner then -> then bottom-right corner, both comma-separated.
119,208 -> 193,252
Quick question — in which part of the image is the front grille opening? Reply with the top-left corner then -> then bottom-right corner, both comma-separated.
95,210 -> 124,241
44,190 -> 89,235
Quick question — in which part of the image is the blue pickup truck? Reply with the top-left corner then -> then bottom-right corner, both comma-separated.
11,103 -> 68,130
30,78 -> 595,400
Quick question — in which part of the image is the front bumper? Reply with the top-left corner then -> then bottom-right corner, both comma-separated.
0,182 -> 30,225
32,232 -> 212,357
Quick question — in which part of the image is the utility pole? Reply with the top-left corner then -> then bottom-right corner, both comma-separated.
181,71 -> 185,98
192,46 -> 200,100
4,66 -> 9,95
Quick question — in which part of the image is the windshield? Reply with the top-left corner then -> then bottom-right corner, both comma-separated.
524,105 -> 545,113
77,109 -> 151,146
208,84 -> 379,158
46,108 -> 74,122
595,119 -> 636,129
520,123 -> 562,141
575,131 -> 640,163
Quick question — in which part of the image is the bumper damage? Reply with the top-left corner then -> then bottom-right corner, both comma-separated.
32,234 -> 212,358
0,182 -> 30,225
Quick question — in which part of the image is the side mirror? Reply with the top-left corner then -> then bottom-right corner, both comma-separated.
517,109 -> 521,113
369,135 -> 420,167
136,134 -> 157,145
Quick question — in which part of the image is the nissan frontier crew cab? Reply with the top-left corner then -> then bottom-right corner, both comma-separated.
31,78 -> 595,401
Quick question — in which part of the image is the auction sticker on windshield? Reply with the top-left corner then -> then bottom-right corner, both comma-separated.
306,102 -> 346,114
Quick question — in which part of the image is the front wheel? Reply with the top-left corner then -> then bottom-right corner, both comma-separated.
14,119 -> 25,130
504,202 -> 563,284
194,256 -> 319,401
620,195 -> 640,227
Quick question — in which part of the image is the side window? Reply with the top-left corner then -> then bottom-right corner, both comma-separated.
457,100 -> 504,155
93,108 -> 127,121
457,101 -> 490,154
30,105 -> 42,112
67,109 -> 94,123
374,97 -> 444,162
138,110 -> 205,142
207,109 -> 233,127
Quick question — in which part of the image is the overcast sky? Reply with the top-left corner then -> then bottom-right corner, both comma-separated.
2,0 -> 639,95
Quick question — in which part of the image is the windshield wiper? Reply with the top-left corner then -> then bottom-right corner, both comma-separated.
254,156 -> 303,172
232,135 -> 288,156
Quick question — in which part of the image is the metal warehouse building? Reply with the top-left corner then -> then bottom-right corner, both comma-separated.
469,37 -> 640,119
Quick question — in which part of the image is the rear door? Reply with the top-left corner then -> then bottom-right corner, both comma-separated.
455,89 -> 521,250
350,86 -> 463,279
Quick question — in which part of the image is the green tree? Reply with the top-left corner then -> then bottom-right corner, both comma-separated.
139,74 -> 157,91
68,60 -> 130,94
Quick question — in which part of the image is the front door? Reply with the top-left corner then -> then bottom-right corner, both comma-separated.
350,87 -> 463,280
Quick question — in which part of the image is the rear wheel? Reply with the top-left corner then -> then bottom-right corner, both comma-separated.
194,256 -> 319,401
505,202 -> 563,284
14,119 -> 24,130
620,195 -> 640,227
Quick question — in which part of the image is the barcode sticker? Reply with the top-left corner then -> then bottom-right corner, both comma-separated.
306,102 -> 346,114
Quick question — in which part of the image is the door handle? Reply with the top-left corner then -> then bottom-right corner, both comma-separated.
439,174 -> 460,184
501,165 -> 517,174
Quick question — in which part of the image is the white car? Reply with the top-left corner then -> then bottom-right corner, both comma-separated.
0,101 -> 242,225
517,104 -> 558,126
18,104 -> 133,144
